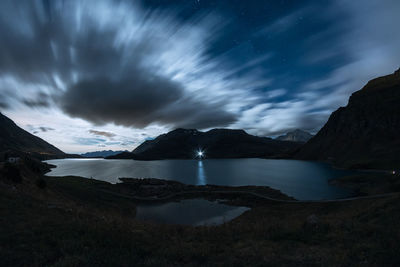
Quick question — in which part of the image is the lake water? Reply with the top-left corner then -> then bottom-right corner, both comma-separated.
135,199 -> 250,226
46,158 -> 354,200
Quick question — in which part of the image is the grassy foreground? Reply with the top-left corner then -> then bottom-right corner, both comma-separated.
1,161 -> 400,266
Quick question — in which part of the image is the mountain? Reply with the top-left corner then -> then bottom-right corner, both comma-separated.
295,69 -> 400,169
276,129 -> 313,143
0,112 -> 65,159
108,128 -> 301,160
81,150 -> 129,158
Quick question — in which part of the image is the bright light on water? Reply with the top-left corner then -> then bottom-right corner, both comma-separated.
197,160 -> 206,185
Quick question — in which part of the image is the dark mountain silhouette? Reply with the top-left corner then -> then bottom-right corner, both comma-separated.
0,112 -> 65,159
276,129 -> 313,143
108,128 -> 301,160
295,69 -> 400,169
81,150 -> 128,158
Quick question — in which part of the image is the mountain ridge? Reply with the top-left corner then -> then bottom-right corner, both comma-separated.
295,68 -> 400,169
108,128 -> 301,160
81,150 -> 129,158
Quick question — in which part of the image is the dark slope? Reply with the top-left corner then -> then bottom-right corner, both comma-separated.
276,129 -> 313,143
109,128 -> 301,160
295,69 -> 400,169
0,112 -> 65,159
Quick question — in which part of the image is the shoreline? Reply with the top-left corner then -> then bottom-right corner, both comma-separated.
44,158 -> 399,204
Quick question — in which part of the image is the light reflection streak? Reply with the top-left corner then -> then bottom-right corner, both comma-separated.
197,160 -> 206,185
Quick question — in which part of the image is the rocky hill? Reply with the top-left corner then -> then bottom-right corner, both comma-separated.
295,69 -> 400,169
276,129 -> 313,143
109,128 -> 301,160
0,112 -> 65,159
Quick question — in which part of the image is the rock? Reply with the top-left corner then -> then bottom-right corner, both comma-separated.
276,129 -> 314,143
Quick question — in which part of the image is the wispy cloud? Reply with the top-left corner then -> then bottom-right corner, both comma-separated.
0,0 -> 271,130
256,7 -> 313,37
89,130 -> 116,138
235,0 -> 400,136
0,0 -> 399,151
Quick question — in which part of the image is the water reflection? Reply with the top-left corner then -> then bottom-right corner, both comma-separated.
197,160 -> 206,185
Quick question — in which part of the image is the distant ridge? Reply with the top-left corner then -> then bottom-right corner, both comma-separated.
108,128 -> 301,160
295,69 -> 400,169
0,112 -> 65,159
81,150 -> 129,158
276,129 -> 313,143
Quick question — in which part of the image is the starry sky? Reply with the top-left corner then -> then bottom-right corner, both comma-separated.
0,0 -> 399,153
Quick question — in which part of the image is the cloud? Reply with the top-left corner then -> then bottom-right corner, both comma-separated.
300,0 -> 400,109
0,0 -> 257,130
89,130 -> 116,138
0,100 -> 8,109
0,0 -> 399,146
60,74 -> 236,129
267,89 -> 286,99
26,124 -> 55,134
0,87 -> 17,110
238,0 -> 400,136
120,140 -> 136,146
22,92 -> 52,108
74,137 -> 106,146
39,126 -> 55,132
256,7 -> 312,37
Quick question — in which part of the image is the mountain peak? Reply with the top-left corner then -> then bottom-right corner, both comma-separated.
276,129 -> 313,143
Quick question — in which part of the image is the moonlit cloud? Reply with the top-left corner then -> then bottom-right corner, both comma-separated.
0,0 -> 398,152
232,0 -> 400,135
89,130 -> 116,138
0,0 -> 265,129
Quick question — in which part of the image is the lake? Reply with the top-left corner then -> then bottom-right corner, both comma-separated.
46,158 -> 354,200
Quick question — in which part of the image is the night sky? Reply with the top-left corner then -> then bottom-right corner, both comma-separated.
0,0 -> 399,153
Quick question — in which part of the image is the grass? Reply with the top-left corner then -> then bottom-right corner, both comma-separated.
331,172 -> 400,195
1,164 -> 400,266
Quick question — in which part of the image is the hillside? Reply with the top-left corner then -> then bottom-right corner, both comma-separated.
2,158 -> 400,266
295,69 -> 400,169
0,112 -> 65,159
109,128 -> 301,160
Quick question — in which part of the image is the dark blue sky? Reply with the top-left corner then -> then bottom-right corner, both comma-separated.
0,0 -> 399,153
143,0 -> 346,84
